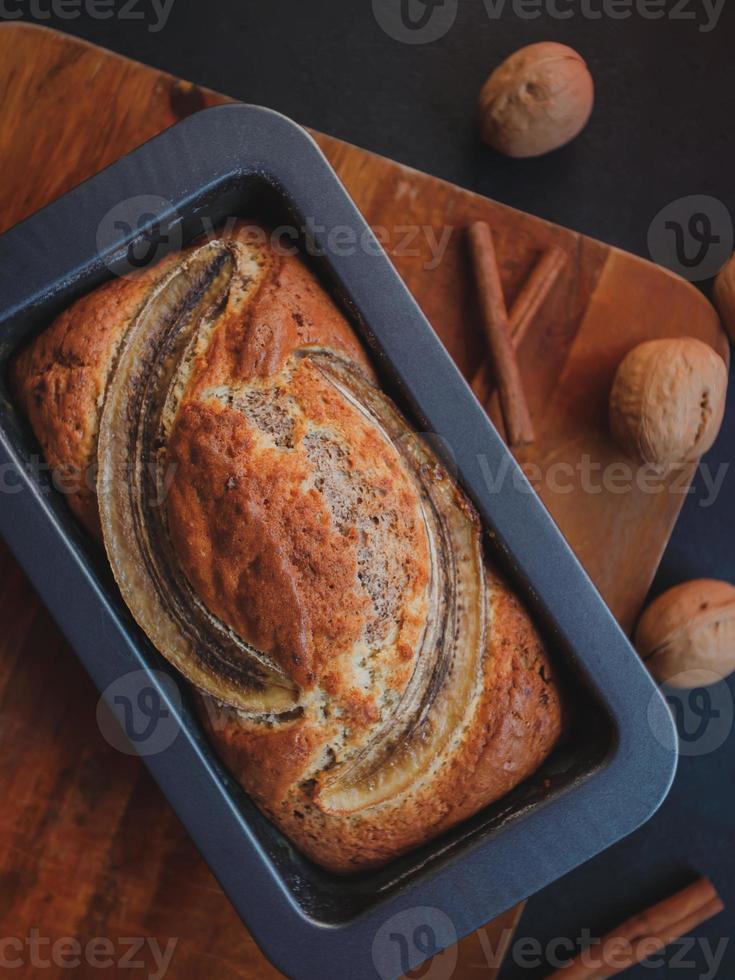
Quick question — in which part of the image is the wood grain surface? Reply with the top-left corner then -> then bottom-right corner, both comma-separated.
0,22 -> 728,980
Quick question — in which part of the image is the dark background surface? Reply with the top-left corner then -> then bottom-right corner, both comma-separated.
8,1 -> 735,977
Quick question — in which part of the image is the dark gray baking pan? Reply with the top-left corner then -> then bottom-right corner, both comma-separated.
0,104 -> 677,980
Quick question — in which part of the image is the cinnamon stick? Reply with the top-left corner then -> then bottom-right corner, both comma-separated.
471,244 -> 566,406
547,877 -> 724,980
468,222 -> 535,447
509,244 -> 567,348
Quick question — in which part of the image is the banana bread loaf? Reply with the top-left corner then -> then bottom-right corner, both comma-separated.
12,221 -> 563,873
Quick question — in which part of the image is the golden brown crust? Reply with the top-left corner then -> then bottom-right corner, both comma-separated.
11,255 -> 181,535
200,571 -> 562,873
186,234 -> 370,388
11,221 -> 563,874
166,398 -> 365,688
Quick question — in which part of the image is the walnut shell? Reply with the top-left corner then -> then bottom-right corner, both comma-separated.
714,252 -> 735,344
636,580 -> 735,688
609,337 -> 728,471
478,42 -> 594,158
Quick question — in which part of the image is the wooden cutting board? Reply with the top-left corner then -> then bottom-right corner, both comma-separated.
0,23 -> 727,980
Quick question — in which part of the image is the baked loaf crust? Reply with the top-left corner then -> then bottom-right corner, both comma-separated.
12,222 -> 562,873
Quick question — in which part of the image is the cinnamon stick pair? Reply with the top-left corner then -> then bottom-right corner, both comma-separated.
547,876 -> 724,980
471,243 -> 567,406
468,222 -> 566,447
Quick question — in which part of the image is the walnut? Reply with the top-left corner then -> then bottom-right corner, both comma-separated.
635,580 -> 735,688
714,252 -> 735,343
608,338 -> 728,471
478,42 -> 594,158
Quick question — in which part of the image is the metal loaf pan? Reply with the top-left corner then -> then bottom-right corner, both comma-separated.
0,104 -> 677,980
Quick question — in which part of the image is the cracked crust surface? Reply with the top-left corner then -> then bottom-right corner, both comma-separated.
11,221 -> 563,874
